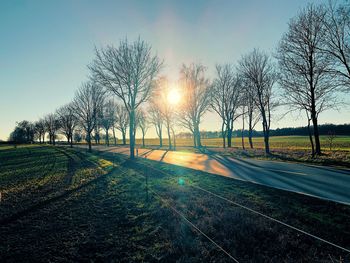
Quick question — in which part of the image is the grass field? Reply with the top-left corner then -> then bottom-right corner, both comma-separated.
129,136 -> 350,167
131,135 -> 350,151
1,145 -> 349,262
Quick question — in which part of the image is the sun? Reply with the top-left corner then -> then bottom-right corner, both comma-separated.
167,88 -> 181,105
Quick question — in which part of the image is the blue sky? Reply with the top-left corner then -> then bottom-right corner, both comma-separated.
0,0 -> 349,140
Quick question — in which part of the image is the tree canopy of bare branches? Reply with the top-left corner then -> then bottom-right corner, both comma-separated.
44,113 -> 60,145
114,103 -> 129,145
57,102 -> 78,147
74,82 -> 105,152
211,64 -> 243,148
89,38 -> 162,158
34,119 -> 46,143
136,109 -> 149,148
101,100 -> 116,147
277,4 -> 338,156
151,77 -> 177,149
242,81 -> 260,149
178,63 -> 212,148
239,49 -> 276,154
323,1 -> 350,90
149,100 -> 164,147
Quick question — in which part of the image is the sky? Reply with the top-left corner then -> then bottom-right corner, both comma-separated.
1,0 -> 349,140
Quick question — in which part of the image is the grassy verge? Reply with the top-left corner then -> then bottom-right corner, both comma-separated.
1,145 -> 349,262
89,149 -> 350,262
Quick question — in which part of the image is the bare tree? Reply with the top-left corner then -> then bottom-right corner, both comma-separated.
44,113 -> 60,145
136,109 -> 149,148
171,126 -> 177,150
242,82 -> 260,148
34,119 -> 46,143
74,82 -> 105,152
114,104 -> 129,145
106,100 -> 118,146
89,38 -> 162,159
152,77 -> 177,149
93,116 -> 102,145
101,100 -> 116,147
178,63 -> 212,148
92,98 -> 104,145
211,64 -> 243,148
327,130 -> 336,151
240,105 -> 246,150
277,4 -> 337,156
323,1 -> 350,90
111,114 -> 118,146
239,49 -> 276,154
149,101 -> 163,147
57,102 -> 78,148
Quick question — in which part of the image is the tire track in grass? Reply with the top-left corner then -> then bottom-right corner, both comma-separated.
0,167 -> 125,226
0,147 -> 59,218
54,147 -> 78,187
0,148 -> 123,226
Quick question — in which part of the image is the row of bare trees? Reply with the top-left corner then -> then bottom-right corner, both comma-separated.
210,1 -> 350,156
12,1 -> 350,158
26,94 -> 131,150
277,2 -> 350,156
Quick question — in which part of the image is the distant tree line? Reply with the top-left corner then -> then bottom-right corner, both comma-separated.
8,1 -> 350,157
176,123 -> 350,140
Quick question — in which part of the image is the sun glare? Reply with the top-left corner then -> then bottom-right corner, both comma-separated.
167,88 -> 181,105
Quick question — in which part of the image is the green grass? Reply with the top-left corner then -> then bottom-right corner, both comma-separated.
1,145 -> 349,262
131,135 -> 350,151
0,145 -> 108,219
96,135 -> 350,151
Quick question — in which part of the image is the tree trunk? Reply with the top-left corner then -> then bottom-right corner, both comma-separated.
261,111 -> 270,154
263,133 -> 269,154
241,114 -> 245,150
112,127 -> 117,146
248,129 -> 253,149
312,115 -> 321,155
167,124 -> 172,150
88,132 -> 92,152
307,118 -> 315,157
106,130 -> 109,146
142,132 -> 145,148
309,53 -> 321,155
227,128 -> 232,148
194,123 -> 201,148
193,132 -> 196,148
159,127 -> 163,147
221,122 -> 226,148
70,134 -> 73,148
248,111 -> 254,148
121,130 -> 126,145
94,130 -> 98,144
129,110 -> 135,159
172,128 -> 176,150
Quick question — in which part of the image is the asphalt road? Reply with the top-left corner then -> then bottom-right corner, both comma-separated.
77,145 -> 350,205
